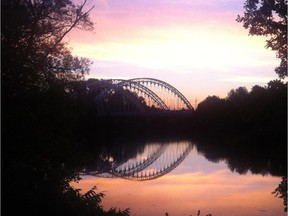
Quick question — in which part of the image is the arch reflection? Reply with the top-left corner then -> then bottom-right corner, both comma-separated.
82,141 -> 193,181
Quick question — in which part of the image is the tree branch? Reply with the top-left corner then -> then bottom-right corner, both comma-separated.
41,1 -> 94,63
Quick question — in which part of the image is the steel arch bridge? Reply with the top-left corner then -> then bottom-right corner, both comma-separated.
86,78 -> 194,114
82,141 -> 193,181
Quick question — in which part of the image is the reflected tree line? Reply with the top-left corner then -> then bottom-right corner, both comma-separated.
194,80 -> 287,177
2,0 -> 287,215
81,79 -> 287,210
3,77 -> 287,215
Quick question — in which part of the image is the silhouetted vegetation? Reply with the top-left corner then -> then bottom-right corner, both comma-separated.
2,0 -> 287,215
2,1 -> 129,215
80,79 -> 287,211
272,176 -> 288,212
194,80 -> 286,175
237,0 -> 287,78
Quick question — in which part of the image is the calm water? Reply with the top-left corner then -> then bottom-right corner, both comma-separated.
72,140 -> 285,216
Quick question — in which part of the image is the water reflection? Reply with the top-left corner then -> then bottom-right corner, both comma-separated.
75,140 -> 285,216
82,141 -> 193,181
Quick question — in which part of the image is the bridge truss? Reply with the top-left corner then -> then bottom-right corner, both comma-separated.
87,78 -> 194,114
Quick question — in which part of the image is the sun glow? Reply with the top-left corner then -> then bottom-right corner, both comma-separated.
71,24 -> 273,73
68,0 -> 280,103
73,168 -> 283,216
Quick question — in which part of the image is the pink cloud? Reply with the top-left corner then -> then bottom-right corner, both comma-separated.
67,0 -> 280,103
71,0 -> 243,42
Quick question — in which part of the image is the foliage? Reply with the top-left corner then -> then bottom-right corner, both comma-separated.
195,80 -> 287,173
196,80 -> 287,137
236,0 -> 287,78
272,176 -> 287,212
227,86 -> 249,102
194,80 -> 287,211
2,91 -> 131,216
63,185 -> 130,216
1,0 -> 93,94
2,1 -> 287,214
1,1 -> 131,215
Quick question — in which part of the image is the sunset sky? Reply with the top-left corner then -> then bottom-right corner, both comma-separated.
68,0 -> 280,104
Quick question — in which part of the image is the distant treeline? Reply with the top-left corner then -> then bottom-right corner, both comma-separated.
81,79 -> 287,177
2,0 -> 287,214
3,76 -> 287,215
195,80 -> 287,138
81,79 -> 287,140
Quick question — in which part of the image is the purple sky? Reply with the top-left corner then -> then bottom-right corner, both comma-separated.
68,0 -> 280,104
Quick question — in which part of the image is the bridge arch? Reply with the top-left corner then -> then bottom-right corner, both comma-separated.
129,78 -> 193,110
87,78 -> 194,114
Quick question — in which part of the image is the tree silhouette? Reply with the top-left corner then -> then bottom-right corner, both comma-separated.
236,0 -> 287,78
2,1 -> 133,215
272,176 -> 287,212
2,0 -> 94,95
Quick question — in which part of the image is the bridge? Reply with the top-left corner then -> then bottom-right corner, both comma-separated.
86,78 -> 194,115
82,141 -> 193,181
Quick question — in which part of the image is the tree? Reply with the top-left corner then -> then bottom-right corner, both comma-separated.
272,176 -> 287,212
250,85 -> 266,95
1,0 -> 94,95
266,79 -> 287,90
227,86 -> 249,102
196,96 -> 224,112
236,0 -> 287,78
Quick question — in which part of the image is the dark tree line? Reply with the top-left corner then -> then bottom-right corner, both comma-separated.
2,0 -> 287,215
195,80 -> 287,140
193,80 -> 287,211
80,79 -> 287,179
2,1 -> 130,216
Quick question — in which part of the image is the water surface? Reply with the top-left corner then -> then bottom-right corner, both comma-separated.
73,140 -> 285,216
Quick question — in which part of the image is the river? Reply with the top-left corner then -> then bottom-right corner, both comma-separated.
72,140 -> 285,216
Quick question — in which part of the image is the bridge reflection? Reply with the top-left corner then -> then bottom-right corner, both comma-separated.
82,141 -> 193,181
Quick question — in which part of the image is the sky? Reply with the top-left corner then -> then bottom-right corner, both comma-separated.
67,0 -> 280,104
